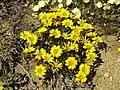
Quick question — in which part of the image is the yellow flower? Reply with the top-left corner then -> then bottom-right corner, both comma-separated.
62,19 -> 73,28
39,12 -> 57,27
65,57 -> 77,70
82,23 -> 93,30
0,86 -> 3,90
42,53 -> 54,63
62,32 -> 70,39
20,31 -> 31,40
34,64 -> 46,78
83,40 -> 96,53
62,41 -> 71,51
58,8 -> 70,18
86,52 -> 98,61
34,48 -> 46,60
118,48 -> 120,52
70,31 -> 81,41
75,71 -> 87,83
27,33 -> 38,45
39,12 -> 48,20
62,41 -> 79,52
79,64 -> 90,75
49,29 -> 61,38
39,12 -> 53,27
86,32 -> 97,37
69,43 -> 79,52
77,19 -> 86,27
53,21 -> 60,26
53,60 -> 62,71
47,12 -> 57,19
71,25 -> 83,33
38,27 -> 47,33
23,46 -> 35,53
83,41 -> 94,49
86,46 -> 96,53
92,36 -> 103,44
50,45 -> 63,58
42,19 -> 52,27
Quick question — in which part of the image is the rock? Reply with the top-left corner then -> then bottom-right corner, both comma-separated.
104,73 -> 109,78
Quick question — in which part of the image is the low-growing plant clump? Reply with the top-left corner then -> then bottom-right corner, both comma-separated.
19,6 -> 104,88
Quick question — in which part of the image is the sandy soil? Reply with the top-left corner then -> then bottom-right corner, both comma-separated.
93,35 -> 120,90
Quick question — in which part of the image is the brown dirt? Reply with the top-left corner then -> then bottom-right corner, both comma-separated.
93,35 -> 120,90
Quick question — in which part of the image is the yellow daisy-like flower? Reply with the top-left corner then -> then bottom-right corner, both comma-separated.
86,52 -> 98,61
20,31 -> 31,40
86,46 -> 96,53
70,31 -> 81,41
39,12 -> 48,20
0,85 -> 3,90
26,33 -> 38,45
71,25 -> 83,33
69,43 -> 79,52
77,19 -> 86,27
38,27 -> 47,33
34,64 -> 46,78
62,41 -> 71,51
83,41 -> 94,49
92,36 -> 103,44
62,19 -> 73,28
58,8 -> 70,18
42,19 -> 53,27
49,29 -> 61,38
118,48 -> 120,53
54,21 -> 61,26
42,53 -> 54,63
86,32 -> 97,37
62,32 -> 70,39
65,57 -> 77,70
47,12 -> 57,19
62,41 -> 79,52
23,46 -> 35,53
34,48 -> 46,60
40,12 -> 56,27
82,23 -> 93,30
53,59 -> 62,71
82,23 -> 94,30
50,45 -> 63,58
75,71 -> 87,83
79,63 -> 90,75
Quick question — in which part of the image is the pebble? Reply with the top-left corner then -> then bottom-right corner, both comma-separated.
118,57 -> 120,63
110,76 -> 112,81
104,73 -> 109,78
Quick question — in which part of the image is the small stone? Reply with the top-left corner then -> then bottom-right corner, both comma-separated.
110,76 -> 112,81
118,58 -> 120,63
104,73 -> 109,78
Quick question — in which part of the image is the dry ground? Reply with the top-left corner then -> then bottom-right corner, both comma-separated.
93,35 -> 120,90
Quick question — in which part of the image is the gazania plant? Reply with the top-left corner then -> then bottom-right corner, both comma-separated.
20,4 -> 104,88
